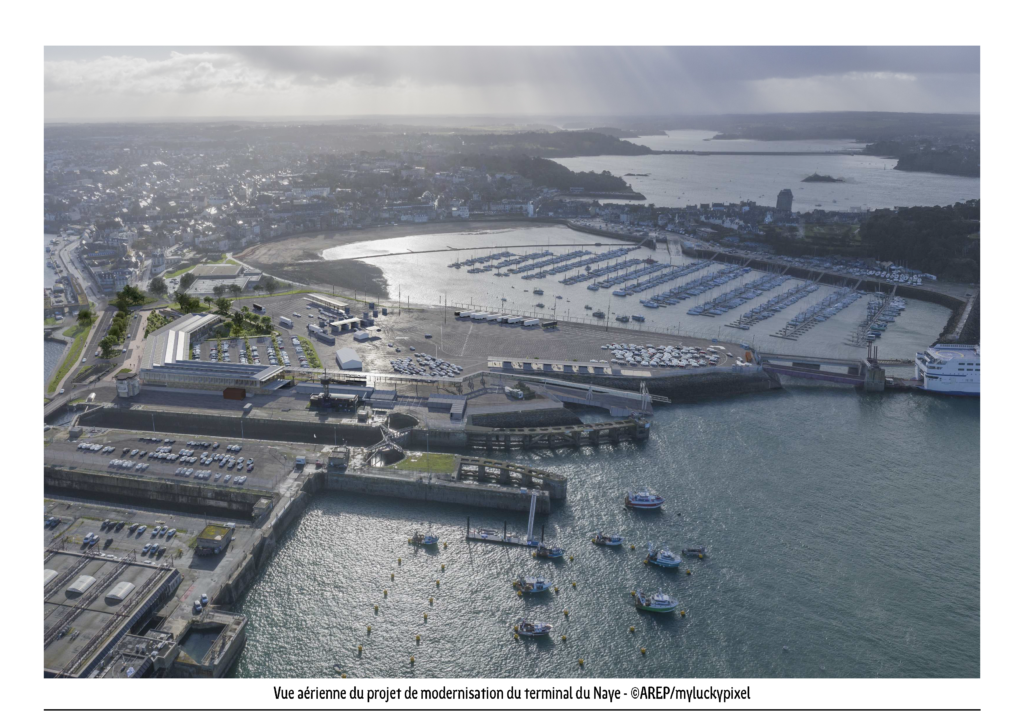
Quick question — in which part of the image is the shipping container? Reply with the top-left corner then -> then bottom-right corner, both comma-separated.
541,320 -> 558,328
470,312 -> 488,320
523,319 -> 541,327
486,314 -> 501,321
505,317 -> 524,325
279,316 -> 294,328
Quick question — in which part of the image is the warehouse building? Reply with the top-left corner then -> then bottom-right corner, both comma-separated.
335,348 -> 363,371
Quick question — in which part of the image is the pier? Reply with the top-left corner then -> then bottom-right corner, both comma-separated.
454,455 -> 567,499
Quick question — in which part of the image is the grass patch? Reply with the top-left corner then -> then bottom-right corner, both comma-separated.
299,336 -> 322,368
47,322 -> 93,394
118,368 -> 133,374
391,452 -> 457,475
166,263 -> 197,278
145,311 -> 172,338
169,301 -> 212,313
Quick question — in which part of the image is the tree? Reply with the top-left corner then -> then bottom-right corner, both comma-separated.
114,298 -> 130,315
180,272 -> 197,290
148,277 -> 168,295
213,285 -> 226,298
215,297 -> 232,315
252,284 -> 264,295
241,306 -> 249,316
233,310 -> 244,328
260,315 -> 272,333
263,276 -> 278,294
99,335 -> 117,357
203,296 -> 213,308
228,284 -> 243,296
76,309 -> 93,326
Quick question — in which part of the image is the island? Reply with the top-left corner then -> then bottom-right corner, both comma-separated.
802,173 -> 844,183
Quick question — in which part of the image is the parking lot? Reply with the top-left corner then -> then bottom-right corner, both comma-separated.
45,429 -> 302,493
43,497 -> 261,622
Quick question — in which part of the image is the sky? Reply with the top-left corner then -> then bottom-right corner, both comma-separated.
43,47 -> 981,121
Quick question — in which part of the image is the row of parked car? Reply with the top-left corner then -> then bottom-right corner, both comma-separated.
109,459 -> 150,472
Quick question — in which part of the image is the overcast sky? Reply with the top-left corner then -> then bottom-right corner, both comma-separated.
43,47 -> 980,121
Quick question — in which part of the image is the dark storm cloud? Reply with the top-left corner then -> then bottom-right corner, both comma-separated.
44,46 -> 980,119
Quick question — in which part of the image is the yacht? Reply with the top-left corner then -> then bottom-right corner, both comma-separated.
633,590 -> 678,613
533,288 -> 544,295
914,344 -> 980,396
625,490 -> 665,509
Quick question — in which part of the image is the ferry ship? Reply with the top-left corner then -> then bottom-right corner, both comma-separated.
914,344 -> 980,397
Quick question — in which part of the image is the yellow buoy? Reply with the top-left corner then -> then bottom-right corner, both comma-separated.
629,626 -> 635,633
563,609 -> 569,616
630,544 -> 635,550
443,542 -> 447,549
398,558 -> 402,564
436,579 -> 440,586
591,538 -> 596,543
415,634 -> 421,642
578,658 -> 584,666
531,552 -> 536,558
429,597 -> 434,604
367,625 -> 372,632
384,589 -> 388,597
641,648 -> 647,655
553,586 -> 559,593
698,554 -> 703,559
424,612 -> 428,620
571,581 -> 576,588
513,624 -> 519,632
407,538 -> 412,544
630,590 -> 636,596
374,604 -> 379,612
686,569 -> 692,575
514,633 -> 519,640
410,656 -> 415,664
680,610 -> 686,617
391,573 -> 394,580
441,564 -> 445,571
517,590 -> 523,597
358,645 -> 363,653
569,556 -> 574,561
342,673 -> 347,678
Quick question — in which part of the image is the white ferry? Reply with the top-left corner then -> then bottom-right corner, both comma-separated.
914,344 -> 980,397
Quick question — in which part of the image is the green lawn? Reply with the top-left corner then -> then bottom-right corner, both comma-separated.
391,452 -> 457,475
299,337 -> 322,368
46,322 -> 92,394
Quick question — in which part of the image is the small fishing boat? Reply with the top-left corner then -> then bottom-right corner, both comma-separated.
592,531 -> 624,547
625,490 -> 665,509
535,543 -> 564,558
513,575 -> 553,593
633,590 -> 678,613
409,531 -> 439,546
645,543 -> 682,568
515,618 -> 553,637
682,545 -> 708,558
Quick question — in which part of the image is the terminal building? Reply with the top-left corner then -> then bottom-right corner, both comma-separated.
184,264 -> 263,296
140,313 -> 288,393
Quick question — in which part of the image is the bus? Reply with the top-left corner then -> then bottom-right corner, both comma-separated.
252,303 -> 265,313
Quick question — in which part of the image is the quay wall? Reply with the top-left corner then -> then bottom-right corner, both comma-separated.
468,408 -> 583,429
77,407 -> 383,447
44,465 -> 264,519
524,368 -> 780,403
324,471 -> 549,514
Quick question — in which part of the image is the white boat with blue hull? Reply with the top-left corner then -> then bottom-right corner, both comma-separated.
645,543 -> 683,568
409,531 -> 439,546
633,590 -> 678,613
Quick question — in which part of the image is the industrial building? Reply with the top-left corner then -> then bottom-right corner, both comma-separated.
44,550 -> 182,678
183,264 -> 263,296
335,348 -> 363,371
140,313 -> 288,392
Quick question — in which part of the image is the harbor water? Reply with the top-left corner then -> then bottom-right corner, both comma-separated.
552,130 -> 980,212
233,388 -> 979,678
